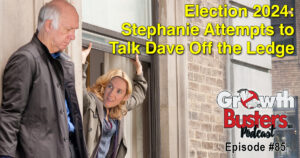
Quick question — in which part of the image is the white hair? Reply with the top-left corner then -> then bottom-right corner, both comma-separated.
37,3 -> 60,31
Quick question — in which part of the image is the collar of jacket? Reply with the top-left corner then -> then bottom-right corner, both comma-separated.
91,93 -> 105,123
57,53 -> 75,88
31,31 -> 72,63
32,31 -> 57,61
91,92 -> 126,158
32,31 -> 75,87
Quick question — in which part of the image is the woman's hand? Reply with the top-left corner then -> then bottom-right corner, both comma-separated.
82,43 -> 92,64
131,54 -> 143,75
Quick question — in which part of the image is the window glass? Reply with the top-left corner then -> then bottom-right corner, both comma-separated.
82,0 -> 152,32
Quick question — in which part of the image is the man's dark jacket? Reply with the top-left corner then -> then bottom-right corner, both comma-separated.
0,33 -> 88,158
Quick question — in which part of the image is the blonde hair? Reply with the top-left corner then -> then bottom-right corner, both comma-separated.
89,69 -> 132,120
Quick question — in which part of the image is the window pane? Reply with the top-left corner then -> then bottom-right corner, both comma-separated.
82,0 -> 152,32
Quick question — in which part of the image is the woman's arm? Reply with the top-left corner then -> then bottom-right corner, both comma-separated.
126,54 -> 148,111
126,73 -> 148,111
82,43 -> 95,115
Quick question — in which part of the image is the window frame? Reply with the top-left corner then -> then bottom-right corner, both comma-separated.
82,0 -> 160,156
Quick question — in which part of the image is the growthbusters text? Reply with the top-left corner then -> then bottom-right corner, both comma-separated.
216,90 -> 294,138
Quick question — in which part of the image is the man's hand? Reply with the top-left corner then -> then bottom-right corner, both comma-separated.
131,54 -> 143,75
82,43 -> 92,64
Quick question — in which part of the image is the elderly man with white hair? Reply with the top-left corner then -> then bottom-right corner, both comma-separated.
0,1 -> 87,158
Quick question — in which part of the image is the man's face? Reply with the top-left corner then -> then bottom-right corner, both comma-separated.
50,9 -> 79,52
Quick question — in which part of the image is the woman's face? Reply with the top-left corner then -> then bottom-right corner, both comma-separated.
103,77 -> 128,108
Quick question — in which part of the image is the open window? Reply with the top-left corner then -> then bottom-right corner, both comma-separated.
82,0 -> 160,157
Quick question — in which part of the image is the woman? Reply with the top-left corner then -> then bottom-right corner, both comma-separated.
82,43 -> 148,158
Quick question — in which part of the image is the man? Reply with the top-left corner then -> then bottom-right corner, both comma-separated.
0,1 -> 87,158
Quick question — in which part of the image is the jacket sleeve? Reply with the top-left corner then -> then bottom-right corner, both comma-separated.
0,52 -> 35,157
126,73 -> 148,111
82,63 -> 96,115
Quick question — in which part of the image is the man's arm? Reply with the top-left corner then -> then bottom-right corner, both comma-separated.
0,52 -> 34,157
